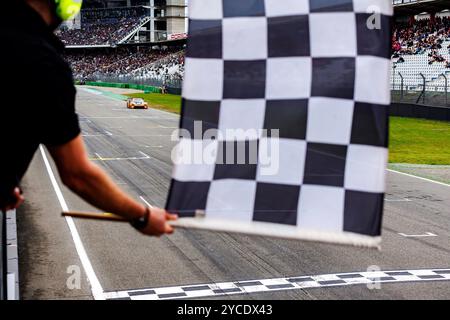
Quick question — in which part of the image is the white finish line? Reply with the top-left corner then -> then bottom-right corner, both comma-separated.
103,268 -> 450,300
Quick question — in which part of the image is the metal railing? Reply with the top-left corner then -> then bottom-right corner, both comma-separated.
1,210 -> 6,300
0,210 -> 19,300
391,72 -> 450,107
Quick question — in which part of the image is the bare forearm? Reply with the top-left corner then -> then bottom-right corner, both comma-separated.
65,162 -> 146,220
48,136 -> 177,236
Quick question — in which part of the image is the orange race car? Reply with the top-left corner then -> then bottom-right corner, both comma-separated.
126,97 -> 148,109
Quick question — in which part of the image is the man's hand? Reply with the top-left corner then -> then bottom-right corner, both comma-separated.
49,136 -> 178,237
0,187 -> 24,212
140,207 -> 178,237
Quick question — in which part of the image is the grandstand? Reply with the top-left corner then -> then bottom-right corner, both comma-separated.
391,16 -> 450,91
65,46 -> 184,86
391,0 -> 450,100
56,6 -> 151,46
130,50 -> 184,81
59,0 -> 187,88
58,0 -> 187,47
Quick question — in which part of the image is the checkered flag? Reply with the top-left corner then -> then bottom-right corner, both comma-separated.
166,0 -> 392,248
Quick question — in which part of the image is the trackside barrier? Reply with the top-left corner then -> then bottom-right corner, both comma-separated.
166,87 -> 182,95
1,210 -> 5,299
390,103 -> 450,121
0,210 -> 19,300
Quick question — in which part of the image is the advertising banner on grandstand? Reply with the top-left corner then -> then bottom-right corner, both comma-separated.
166,0 -> 393,248
169,33 -> 188,41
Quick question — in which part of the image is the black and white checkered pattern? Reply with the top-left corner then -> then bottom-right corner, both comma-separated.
104,269 -> 450,300
166,0 -> 392,244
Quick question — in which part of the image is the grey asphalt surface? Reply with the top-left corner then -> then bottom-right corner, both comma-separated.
17,87 -> 450,300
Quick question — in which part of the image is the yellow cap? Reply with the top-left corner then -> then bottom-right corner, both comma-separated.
54,0 -> 83,21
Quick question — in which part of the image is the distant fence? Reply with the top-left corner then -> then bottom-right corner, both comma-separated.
391,72 -> 450,108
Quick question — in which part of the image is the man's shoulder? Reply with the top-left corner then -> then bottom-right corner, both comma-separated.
0,30 -> 75,109
0,28 -> 71,78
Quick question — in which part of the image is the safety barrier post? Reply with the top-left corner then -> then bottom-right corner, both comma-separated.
416,73 -> 426,104
440,74 -> 448,106
392,63 -> 397,91
399,72 -> 404,102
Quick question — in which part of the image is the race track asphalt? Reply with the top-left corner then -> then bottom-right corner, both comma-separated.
17,87 -> 450,300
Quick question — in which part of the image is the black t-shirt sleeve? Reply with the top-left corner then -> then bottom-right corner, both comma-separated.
34,59 -> 81,146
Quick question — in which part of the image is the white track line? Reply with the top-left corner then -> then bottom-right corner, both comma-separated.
94,153 -> 104,161
139,196 -> 154,208
388,169 -> 450,188
385,198 -> 412,202
398,232 -> 438,238
90,155 -> 151,162
139,151 -> 151,158
40,145 -> 105,300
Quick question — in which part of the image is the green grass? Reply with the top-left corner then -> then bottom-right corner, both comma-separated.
123,94 -> 450,165
126,92 -> 182,114
389,117 -> 450,165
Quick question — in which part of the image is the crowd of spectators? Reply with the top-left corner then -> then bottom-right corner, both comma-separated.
131,52 -> 185,82
64,47 -> 185,81
56,7 -> 148,46
56,6 -> 188,86
392,16 -> 450,67
81,6 -> 147,23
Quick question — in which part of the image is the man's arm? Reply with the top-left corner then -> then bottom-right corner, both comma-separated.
48,135 -> 176,236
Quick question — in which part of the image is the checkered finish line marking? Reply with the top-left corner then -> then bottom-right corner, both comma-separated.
103,268 -> 450,300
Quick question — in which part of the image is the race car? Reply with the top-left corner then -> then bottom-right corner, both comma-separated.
126,98 -> 148,109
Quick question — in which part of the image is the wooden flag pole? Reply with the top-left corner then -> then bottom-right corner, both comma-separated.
62,211 -> 183,228
62,211 -> 182,229
62,211 -> 128,222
